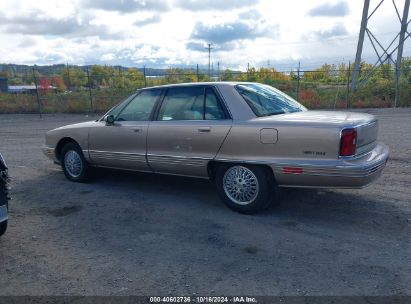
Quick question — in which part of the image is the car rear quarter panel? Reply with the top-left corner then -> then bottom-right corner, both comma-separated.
216,121 -> 341,162
214,109 -> 387,188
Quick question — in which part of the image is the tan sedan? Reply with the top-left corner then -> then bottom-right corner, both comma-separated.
44,82 -> 389,213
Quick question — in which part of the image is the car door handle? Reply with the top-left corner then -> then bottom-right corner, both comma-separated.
132,128 -> 142,133
198,127 -> 211,133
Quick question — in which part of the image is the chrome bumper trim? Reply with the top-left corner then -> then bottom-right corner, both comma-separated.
42,146 -> 56,161
271,142 -> 389,188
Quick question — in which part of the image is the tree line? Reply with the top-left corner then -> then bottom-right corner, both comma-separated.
1,59 -> 409,90
0,59 -> 409,108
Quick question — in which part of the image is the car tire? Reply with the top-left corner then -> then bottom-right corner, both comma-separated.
61,142 -> 91,183
215,163 -> 277,214
0,220 -> 7,237
0,187 -> 7,237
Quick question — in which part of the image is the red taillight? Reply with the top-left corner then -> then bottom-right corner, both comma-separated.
340,128 -> 357,156
282,167 -> 303,174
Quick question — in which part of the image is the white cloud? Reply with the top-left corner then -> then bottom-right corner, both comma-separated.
0,0 -> 408,69
100,53 -> 116,61
307,1 -> 350,17
82,0 -> 169,13
174,0 -> 258,11
305,22 -> 349,39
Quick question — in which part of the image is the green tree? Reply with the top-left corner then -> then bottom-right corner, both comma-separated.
62,68 -> 87,89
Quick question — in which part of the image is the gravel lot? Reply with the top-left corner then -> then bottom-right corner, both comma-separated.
0,109 -> 410,296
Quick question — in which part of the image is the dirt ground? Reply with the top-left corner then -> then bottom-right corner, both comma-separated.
0,109 -> 410,296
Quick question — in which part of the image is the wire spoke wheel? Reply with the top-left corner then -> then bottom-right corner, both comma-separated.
64,150 -> 83,178
223,166 -> 259,205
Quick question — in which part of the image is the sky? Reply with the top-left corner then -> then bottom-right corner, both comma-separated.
0,0 -> 409,70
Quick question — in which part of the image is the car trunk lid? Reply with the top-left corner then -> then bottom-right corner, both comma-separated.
255,110 -> 379,158
258,110 -> 374,126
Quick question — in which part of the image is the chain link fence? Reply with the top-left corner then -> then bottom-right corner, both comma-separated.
0,63 -> 409,114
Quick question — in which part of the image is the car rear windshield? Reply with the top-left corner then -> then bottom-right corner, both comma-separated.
236,83 -> 306,117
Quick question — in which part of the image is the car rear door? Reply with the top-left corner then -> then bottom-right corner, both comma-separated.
147,86 -> 232,177
88,89 -> 161,171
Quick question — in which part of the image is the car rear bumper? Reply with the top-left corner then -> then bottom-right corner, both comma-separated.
271,142 -> 389,188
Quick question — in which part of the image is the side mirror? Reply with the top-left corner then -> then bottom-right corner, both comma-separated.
106,115 -> 115,125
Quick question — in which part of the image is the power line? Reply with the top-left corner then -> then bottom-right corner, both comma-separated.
239,30 -> 404,47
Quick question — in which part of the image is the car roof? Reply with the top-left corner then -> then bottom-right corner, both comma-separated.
139,81 -> 255,91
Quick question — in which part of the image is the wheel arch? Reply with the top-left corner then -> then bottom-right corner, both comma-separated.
55,137 -> 80,161
207,160 -> 277,184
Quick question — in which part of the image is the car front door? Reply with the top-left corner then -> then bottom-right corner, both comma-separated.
147,86 -> 232,177
88,89 -> 161,171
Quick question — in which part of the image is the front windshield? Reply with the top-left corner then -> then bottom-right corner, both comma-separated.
236,83 -> 306,117
100,92 -> 137,121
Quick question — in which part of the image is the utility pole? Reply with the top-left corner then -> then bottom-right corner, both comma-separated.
205,43 -> 213,80
196,64 -> 199,82
395,0 -> 410,107
211,62 -> 214,80
32,67 -> 42,118
217,62 -> 220,81
86,67 -> 93,112
66,62 -> 71,91
143,65 -> 147,87
119,66 -> 124,88
297,61 -> 301,101
351,0 -> 411,108
351,0 -> 370,91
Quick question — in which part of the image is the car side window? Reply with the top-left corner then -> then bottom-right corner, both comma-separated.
158,87 -> 204,121
116,90 -> 161,121
238,89 -> 268,115
205,88 -> 226,120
